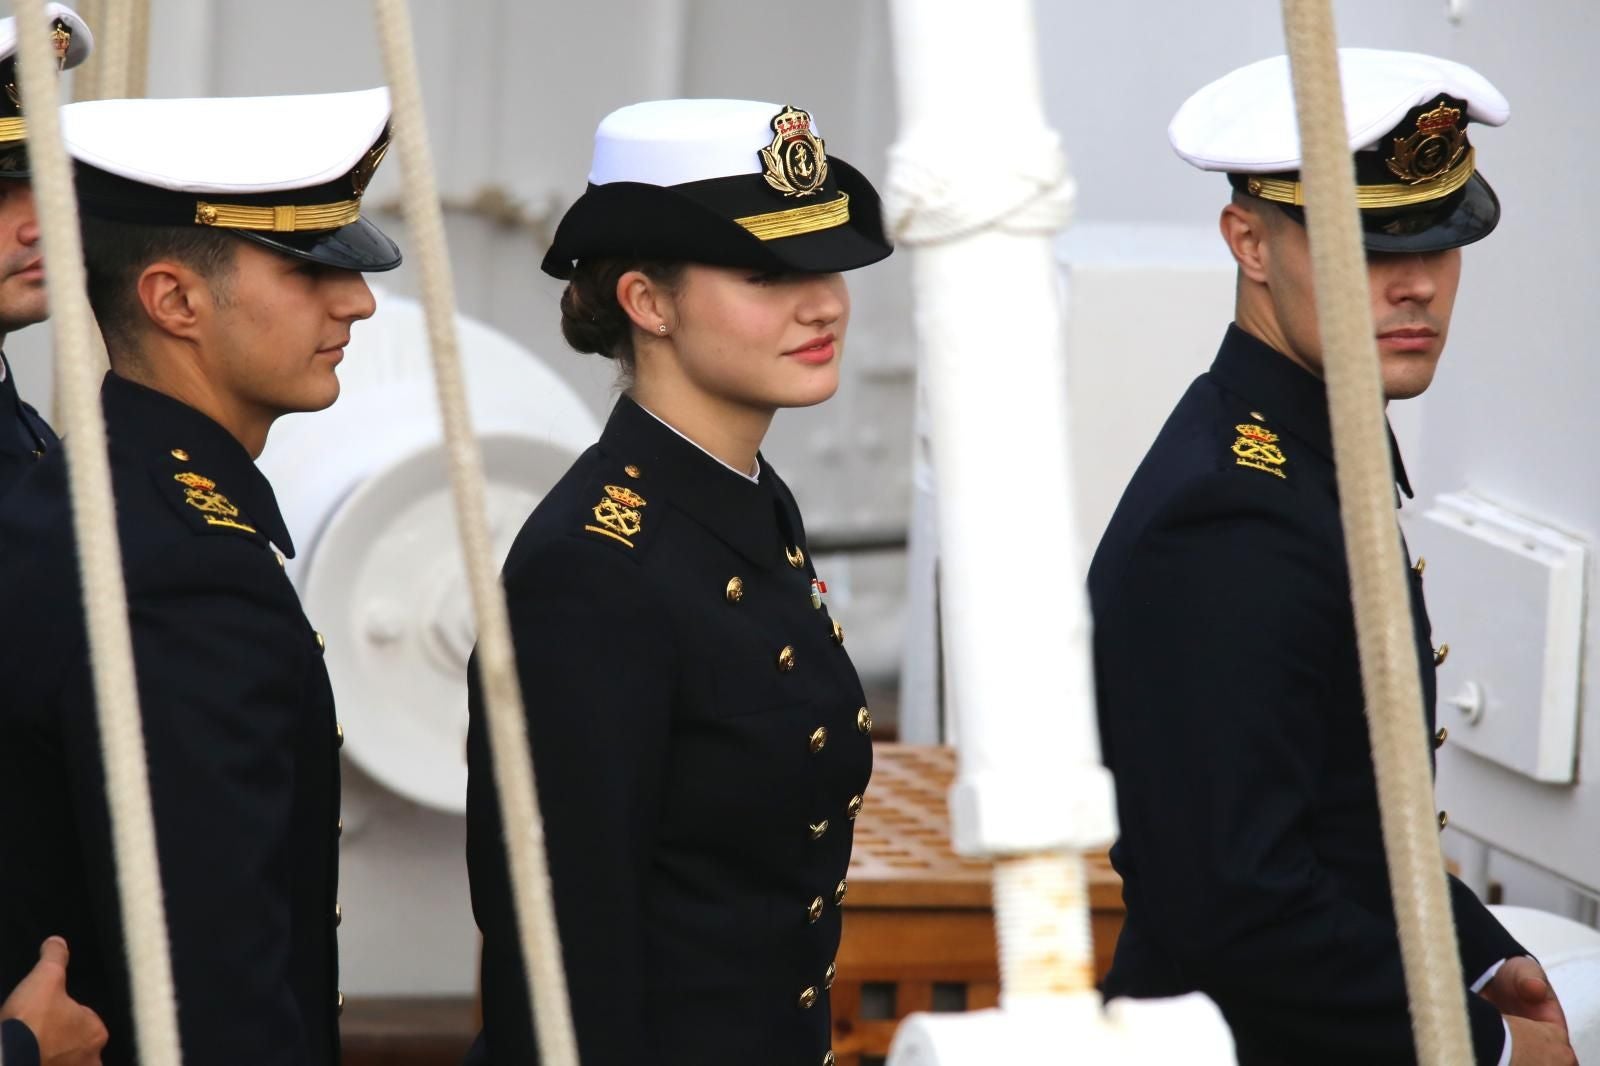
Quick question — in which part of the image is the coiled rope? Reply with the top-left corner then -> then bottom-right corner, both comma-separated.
12,1 -> 181,1063
370,2 -> 580,1063
1280,1 -> 1473,1061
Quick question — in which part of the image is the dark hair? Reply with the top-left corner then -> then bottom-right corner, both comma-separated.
79,216 -> 241,355
558,257 -> 685,369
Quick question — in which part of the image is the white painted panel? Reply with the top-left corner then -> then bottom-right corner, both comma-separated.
1412,492 -> 1587,783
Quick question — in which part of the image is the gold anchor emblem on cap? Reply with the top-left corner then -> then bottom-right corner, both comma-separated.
761,105 -> 830,198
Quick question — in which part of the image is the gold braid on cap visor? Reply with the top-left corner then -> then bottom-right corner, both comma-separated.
193,198 -> 362,232
0,117 -> 27,144
734,191 -> 850,241
1246,147 -> 1476,211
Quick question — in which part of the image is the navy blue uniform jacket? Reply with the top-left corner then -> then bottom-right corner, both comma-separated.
1089,326 -> 1523,1064
1,1017 -> 39,1066
0,351 -> 56,502
0,373 -> 341,1065
466,396 -> 873,1066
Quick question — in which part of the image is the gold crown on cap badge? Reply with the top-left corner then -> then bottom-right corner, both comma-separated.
1387,99 -> 1467,185
762,104 -> 829,198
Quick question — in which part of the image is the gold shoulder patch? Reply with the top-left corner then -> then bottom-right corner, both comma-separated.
1232,422 -> 1288,479
173,471 -> 258,533
584,482 -> 648,549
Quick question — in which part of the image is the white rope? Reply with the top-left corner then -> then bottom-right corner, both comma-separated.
12,2 -> 182,1064
369,3 -> 580,1063
1279,2 -> 1474,1062
885,127 -> 1074,245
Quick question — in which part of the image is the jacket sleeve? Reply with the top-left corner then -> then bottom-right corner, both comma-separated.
0,1018 -> 40,1066
467,535 -> 678,1066
1451,874 -> 1528,983
59,535 -> 321,1065
1094,474 -> 1507,1065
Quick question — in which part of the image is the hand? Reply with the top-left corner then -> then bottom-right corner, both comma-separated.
1506,1014 -> 1577,1066
1482,956 -> 1569,1032
0,937 -> 108,1066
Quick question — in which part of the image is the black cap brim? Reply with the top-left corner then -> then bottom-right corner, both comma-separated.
541,157 -> 892,279
1262,171 -> 1501,254
234,216 -> 402,272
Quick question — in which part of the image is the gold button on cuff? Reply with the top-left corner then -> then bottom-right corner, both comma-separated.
846,794 -> 864,820
1413,556 -> 1427,576
1433,643 -> 1450,667
725,577 -> 744,604
336,991 -> 345,1015
824,963 -> 836,990
1438,810 -> 1449,831
334,903 -> 342,927
856,707 -> 872,735
1434,727 -> 1448,749
778,646 -> 797,672
834,879 -> 848,906
170,448 -> 190,461
809,726 -> 828,755
798,986 -> 818,1009
335,723 -> 345,749
831,619 -> 844,646
807,896 -> 824,923
624,464 -> 642,478
809,820 -> 830,841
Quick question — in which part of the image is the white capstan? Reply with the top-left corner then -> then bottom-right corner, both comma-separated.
59,87 -> 391,194
1168,48 -> 1509,173
587,98 -> 823,188
0,2 -> 94,69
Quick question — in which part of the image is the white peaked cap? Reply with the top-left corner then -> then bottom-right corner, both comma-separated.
61,87 -> 391,194
0,3 -> 94,70
1170,48 -> 1509,173
589,98 -> 822,187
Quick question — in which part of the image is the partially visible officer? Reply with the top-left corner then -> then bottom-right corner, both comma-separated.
1090,50 -> 1576,1066
0,89 -> 400,1064
1,938 -> 107,1066
0,3 -> 92,500
467,98 -> 888,1065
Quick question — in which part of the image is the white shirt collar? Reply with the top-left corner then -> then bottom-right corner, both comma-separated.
634,400 -> 761,484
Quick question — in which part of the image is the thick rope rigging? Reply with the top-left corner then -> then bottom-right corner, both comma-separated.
1280,2 -> 1474,1061
370,2 -> 581,1062
11,1 -> 182,1063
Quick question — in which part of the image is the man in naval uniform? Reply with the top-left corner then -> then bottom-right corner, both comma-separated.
1089,51 -> 1576,1065
0,4 -> 92,501
0,89 -> 400,1064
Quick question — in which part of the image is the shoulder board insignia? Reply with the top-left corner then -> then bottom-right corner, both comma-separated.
173,471 -> 258,534
1231,422 -> 1288,479
585,483 -> 648,549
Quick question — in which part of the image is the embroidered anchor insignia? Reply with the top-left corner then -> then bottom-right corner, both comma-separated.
174,472 -> 259,533
584,484 -> 648,548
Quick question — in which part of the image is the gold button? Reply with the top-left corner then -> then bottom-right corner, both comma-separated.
798,986 -> 818,1010
807,896 -> 824,923
856,707 -> 872,735
834,879 -> 848,906
315,631 -> 326,652
1434,727 -> 1448,749
823,1053 -> 836,1066
831,619 -> 844,646
1433,643 -> 1450,667
334,902 -> 342,927
725,577 -> 744,604
824,963 -> 836,990
809,820 -> 829,841
336,990 -> 345,1015
1249,411 -> 1266,422
170,448 -> 189,461
778,646 -> 796,672
335,723 -> 345,749
1413,556 -> 1427,576
624,464 -> 642,478
809,726 -> 827,755
337,817 -> 344,837
846,794 -> 863,820
1438,810 -> 1449,831
786,545 -> 806,569
275,552 -> 286,569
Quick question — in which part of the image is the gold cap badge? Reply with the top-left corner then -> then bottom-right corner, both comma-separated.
761,105 -> 829,199
1387,99 -> 1467,185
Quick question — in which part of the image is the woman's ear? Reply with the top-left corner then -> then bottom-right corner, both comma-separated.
615,269 -> 674,336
